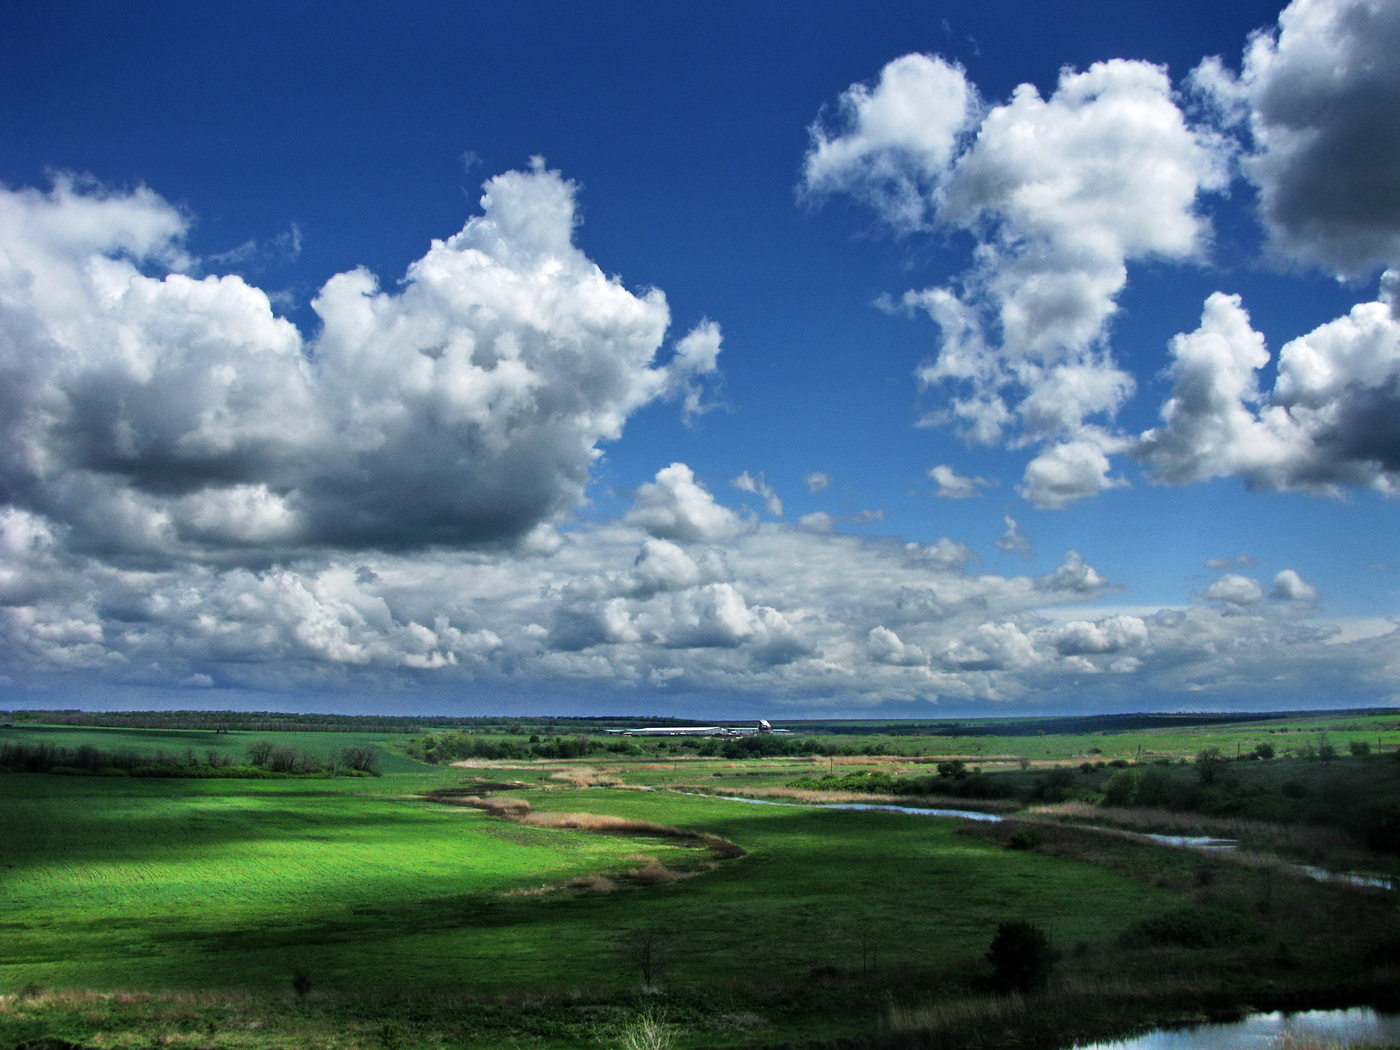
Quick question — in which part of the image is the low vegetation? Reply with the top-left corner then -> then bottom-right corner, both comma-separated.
1,708 -> 1399,1050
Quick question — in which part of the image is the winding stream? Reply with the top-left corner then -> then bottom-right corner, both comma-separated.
686,792 -> 1397,890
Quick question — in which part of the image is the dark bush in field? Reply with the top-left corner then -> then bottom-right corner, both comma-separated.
1120,906 -> 1262,949
986,920 -> 1057,991
1100,769 -> 1136,806
1006,827 -> 1041,851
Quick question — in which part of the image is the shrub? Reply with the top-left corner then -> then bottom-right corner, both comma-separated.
1100,769 -> 1136,807
1348,740 -> 1371,756
1195,748 -> 1226,785
1254,743 -> 1275,760
1006,827 -> 1041,851
987,920 -> 1057,991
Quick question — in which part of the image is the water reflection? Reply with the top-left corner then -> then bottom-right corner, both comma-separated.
1073,1008 -> 1400,1050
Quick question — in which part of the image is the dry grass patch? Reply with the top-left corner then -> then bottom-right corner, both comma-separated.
548,767 -> 623,788
515,810 -> 746,860
430,794 -> 532,816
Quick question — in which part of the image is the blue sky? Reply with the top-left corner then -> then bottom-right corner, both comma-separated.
1,0 -> 1398,717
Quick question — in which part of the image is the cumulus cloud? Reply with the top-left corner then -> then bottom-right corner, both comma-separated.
731,470 -> 783,516
1196,0 -> 1400,275
0,166 -> 720,560
1018,431 -> 1129,509
625,463 -> 752,543
1272,568 -> 1319,601
1200,573 -> 1266,605
929,464 -> 990,499
802,53 -> 977,230
808,55 -> 1228,506
1137,283 -> 1400,495
805,472 -> 831,493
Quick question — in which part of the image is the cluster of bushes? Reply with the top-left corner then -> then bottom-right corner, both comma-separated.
407,729 -> 897,765
0,740 -> 380,778
407,732 -> 634,763
788,766 -> 1017,801
1092,748 -> 1400,854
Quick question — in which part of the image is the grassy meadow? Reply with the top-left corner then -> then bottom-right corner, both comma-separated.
2,710 -> 1399,1049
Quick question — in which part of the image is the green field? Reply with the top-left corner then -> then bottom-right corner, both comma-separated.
2,713 -> 1399,1049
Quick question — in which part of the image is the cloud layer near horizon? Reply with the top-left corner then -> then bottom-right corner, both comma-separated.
3,452 -> 1381,710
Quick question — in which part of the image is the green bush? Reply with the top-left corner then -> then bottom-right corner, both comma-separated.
1006,827 -> 1042,851
987,919 -> 1058,991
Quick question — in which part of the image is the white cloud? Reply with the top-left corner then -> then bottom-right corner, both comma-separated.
625,463 -> 752,543
929,464 -> 990,499
802,53 -> 977,230
996,516 -> 1033,557
1138,283 -> 1400,495
2,485 -> 1387,710
731,470 -> 783,517
1272,568 -> 1319,601
1018,431 -> 1129,509
808,54 -> 1228,503
1052,615 -> 1148,656
805,472 -> 831,493
1199,0 -> 1400,275
867,625 -> 927,666
798,511 -> 836,533
1200,573 -> 1266,605
0,167 -> 720,560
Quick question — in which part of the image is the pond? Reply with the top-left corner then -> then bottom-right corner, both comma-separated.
1072,1007 -> 1400,1050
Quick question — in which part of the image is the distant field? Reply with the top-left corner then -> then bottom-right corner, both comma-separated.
0,722 -> 428,774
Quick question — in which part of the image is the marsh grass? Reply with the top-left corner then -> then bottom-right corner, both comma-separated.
883,976 -> 1233,1049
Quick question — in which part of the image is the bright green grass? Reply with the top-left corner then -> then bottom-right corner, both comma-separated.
0,774 -> 697,992
0,722 -> 428,774
0,773 -> 1183,998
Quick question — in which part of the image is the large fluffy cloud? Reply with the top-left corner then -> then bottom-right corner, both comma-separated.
806,56 -> 1227,505
1196,0 -> 1400,275
0,166 -> 719,560
1137,280 -> 1400,494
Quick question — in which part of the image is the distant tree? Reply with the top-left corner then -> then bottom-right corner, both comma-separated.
247,740 -> 275,767
987,920 -> 1057,991
620,929 -> 670,992
1195,748 -> 1226,786
1348,740 -> 1371,756
338,745 -> 381,774
1318,742 -> 1338,762
1253,743 -> 1275,760
1100,770 -> 1136,807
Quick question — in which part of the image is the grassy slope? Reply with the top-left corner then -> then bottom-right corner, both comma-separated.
0,769 -> 1179,998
